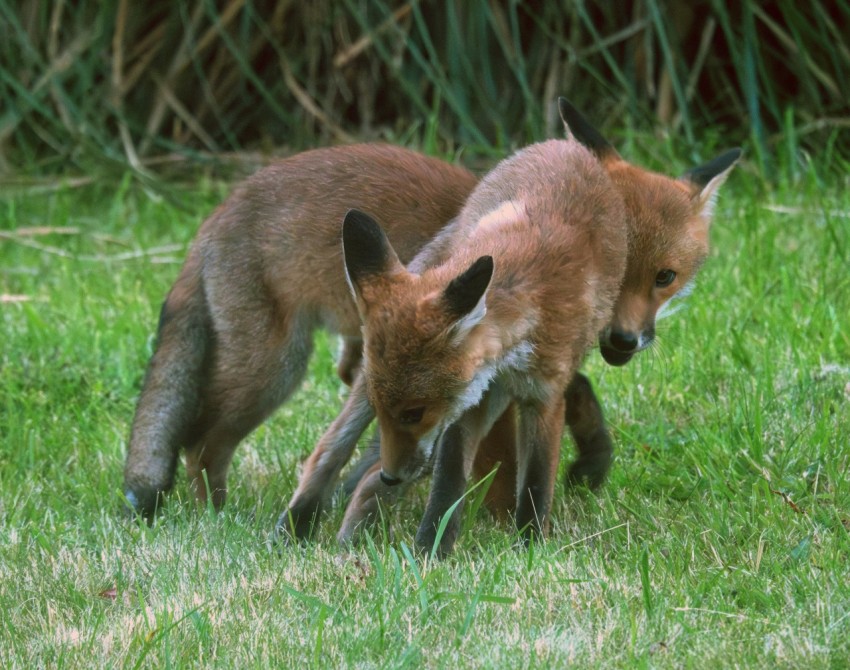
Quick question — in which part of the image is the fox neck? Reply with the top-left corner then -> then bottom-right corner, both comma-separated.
452,323 -> 536,424
436,224 -> 541,360
467,311 -> 537,370
437,254 -> 541,416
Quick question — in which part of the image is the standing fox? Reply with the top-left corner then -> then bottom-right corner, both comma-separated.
123,144 -> 476,515
286,99 -> 740,554
123,142 -> 612,517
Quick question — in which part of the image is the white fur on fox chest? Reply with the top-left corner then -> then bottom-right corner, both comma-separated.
415,341 -> 546,469
450,340 -> 545,421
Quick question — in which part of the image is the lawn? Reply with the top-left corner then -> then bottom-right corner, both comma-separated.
1,152 -> 848,668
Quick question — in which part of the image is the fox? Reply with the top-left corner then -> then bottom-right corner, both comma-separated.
122,141 -> 613,519
285,98 -> 740,554
122,144 -> 476,515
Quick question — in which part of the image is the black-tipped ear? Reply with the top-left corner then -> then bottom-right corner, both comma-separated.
682,148 -> 742,188
558,97 -> 618,160
443,255 -> 494,323
682,149 -> 742,217
342,209 -> 402,288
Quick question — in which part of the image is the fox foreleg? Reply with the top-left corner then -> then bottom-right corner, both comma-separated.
337,459 -> 415,545
281,375 -> 375,541
515,394 -> 565,544
414,422 -> 471,558
564,372 -> 614,489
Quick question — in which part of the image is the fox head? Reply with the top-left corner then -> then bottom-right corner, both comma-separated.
558,98 -> 741,366
343,209 -> 495,484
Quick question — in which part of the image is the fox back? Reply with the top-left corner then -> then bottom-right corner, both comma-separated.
196,144 -> 478,338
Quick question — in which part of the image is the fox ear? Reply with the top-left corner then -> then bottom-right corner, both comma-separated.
682,148 -> 742,217
342,209 -> 404,300
558,97 -> 620,161
442,255 -> 494,341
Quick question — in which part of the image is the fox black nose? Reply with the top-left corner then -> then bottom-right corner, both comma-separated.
380,470 -> 402,487
609,330 -> 639,353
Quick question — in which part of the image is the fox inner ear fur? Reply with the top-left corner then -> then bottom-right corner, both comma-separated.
682,148 -> 742,216
442,255 -> 494,340
557,97 -> 620,161
342,209 -> 403,292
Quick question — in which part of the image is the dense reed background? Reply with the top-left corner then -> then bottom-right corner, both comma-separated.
2,0 -> 848,181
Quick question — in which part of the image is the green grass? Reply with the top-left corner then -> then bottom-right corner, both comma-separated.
1,153 -> 849,668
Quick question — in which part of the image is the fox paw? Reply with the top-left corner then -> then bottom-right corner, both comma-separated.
565,455 -> 610,490
276,501 -> 322,543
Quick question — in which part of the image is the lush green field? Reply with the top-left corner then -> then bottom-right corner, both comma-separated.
1,149 -> 848,668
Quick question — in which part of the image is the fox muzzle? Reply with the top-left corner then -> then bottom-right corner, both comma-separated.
599,326 -> 654,366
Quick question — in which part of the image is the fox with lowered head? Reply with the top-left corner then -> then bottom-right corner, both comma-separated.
286,99 -> 740,555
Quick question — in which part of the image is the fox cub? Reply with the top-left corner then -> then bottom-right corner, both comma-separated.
286,99 -> 739,555
123,144 -> 477,515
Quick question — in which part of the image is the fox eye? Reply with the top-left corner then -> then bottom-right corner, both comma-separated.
655,269 -> 676,288
399,406 -> 425,425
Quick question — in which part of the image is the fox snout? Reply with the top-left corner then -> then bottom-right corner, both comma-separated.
377,429 -> 440,486
599,325 -> 654,366
378,457 -> 427,486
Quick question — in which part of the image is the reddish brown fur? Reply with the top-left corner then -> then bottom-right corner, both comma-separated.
337,405 -> 518,540
123,144 -> 479,515
124,100 -> 737,558
597,155 -> 737,366
335,370 -> 613,543
331,139 -> 628,554
358,140 -> 625,474
315,107 -> 739,554
284,134 -> 636,545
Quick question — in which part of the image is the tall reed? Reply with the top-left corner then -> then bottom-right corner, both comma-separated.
1,0 -> 846,180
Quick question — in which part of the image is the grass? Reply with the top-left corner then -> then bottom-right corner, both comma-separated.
1,146 -> 849,668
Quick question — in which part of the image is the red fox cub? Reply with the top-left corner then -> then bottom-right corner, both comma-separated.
122,141 -> 613,518
122,144 -> 476,515
287,99 -> 740,554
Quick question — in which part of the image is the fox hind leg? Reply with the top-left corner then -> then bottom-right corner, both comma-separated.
183,309 -> 315,510
564,373 -> 613,489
